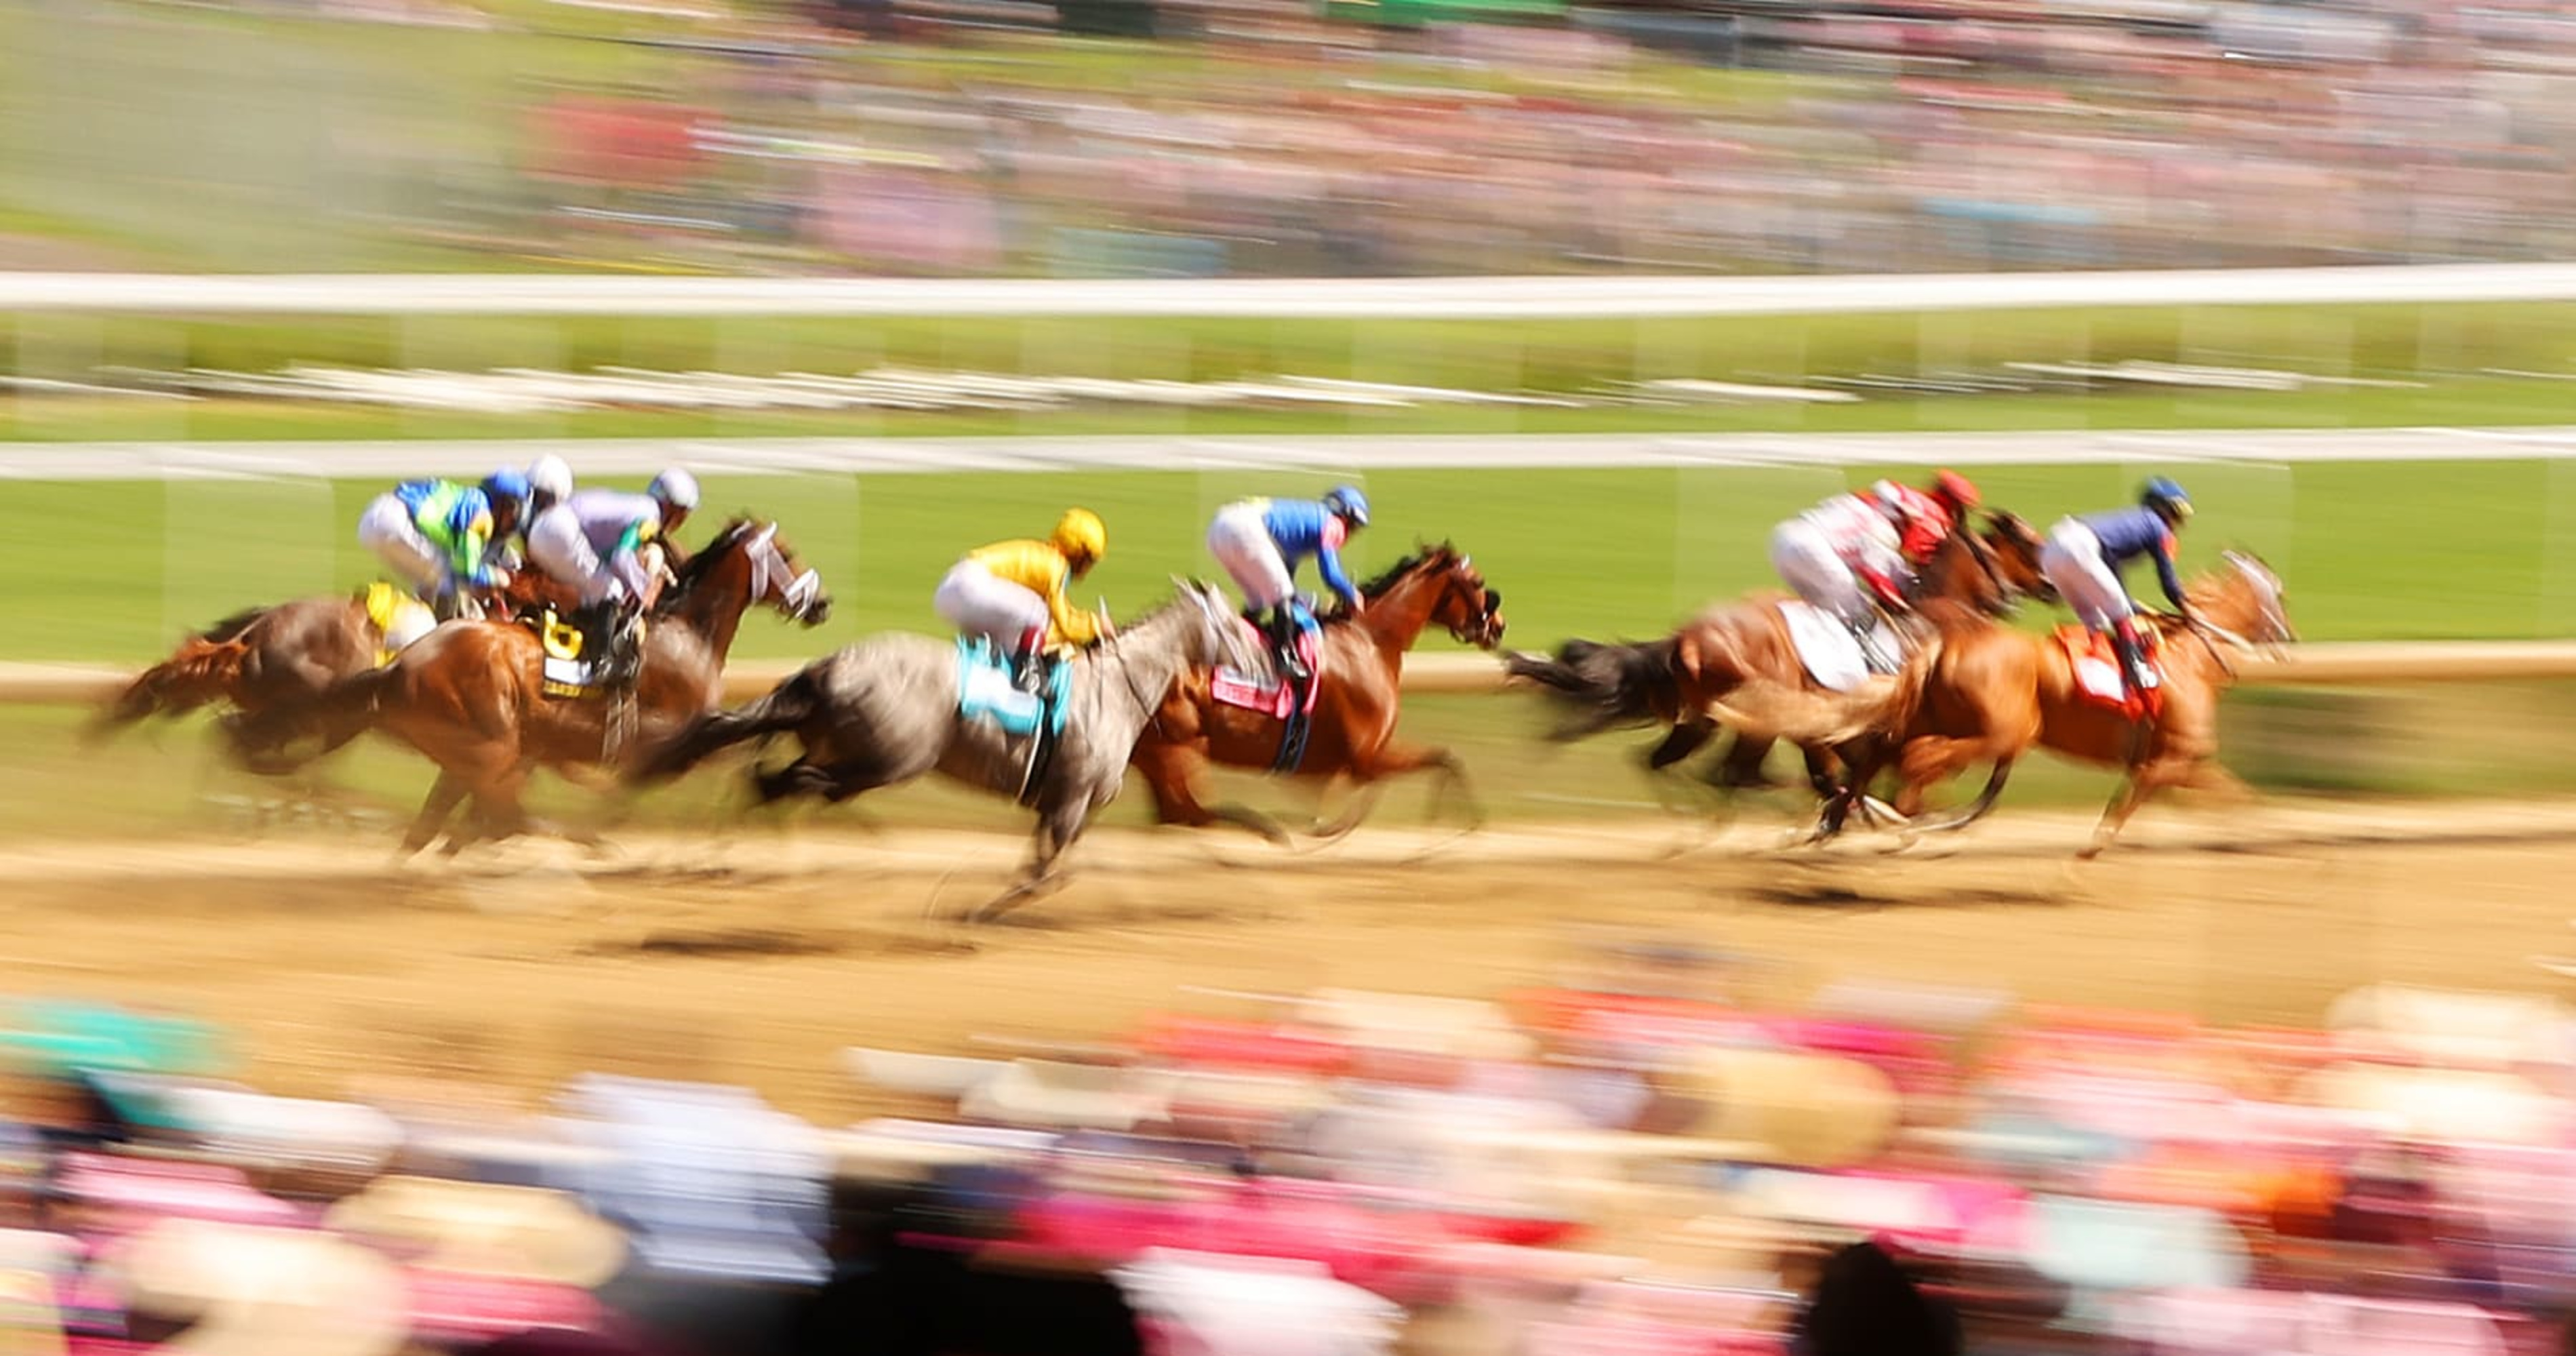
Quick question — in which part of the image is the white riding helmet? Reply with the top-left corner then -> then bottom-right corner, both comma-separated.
649,467 -> 700,511
528,454 -> 573,508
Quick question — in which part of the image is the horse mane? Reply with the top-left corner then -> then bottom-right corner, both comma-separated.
659,516 -> 759,611
199,605 -> 273,643
1360,542 -> 1461,597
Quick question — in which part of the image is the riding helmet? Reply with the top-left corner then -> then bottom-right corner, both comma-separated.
1053,507 -> 1108,567
528,454 -> 574,509
649,467 -> 700,511
1323,484 -> 1371,528
481,467 -> 534,519
1933,469 -> 1981,512
2141,476 -> 2194,525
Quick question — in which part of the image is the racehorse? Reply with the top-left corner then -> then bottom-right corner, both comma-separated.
1129,544 -> 1508,843
631,580 -> 1262,923
1706,551 -> 2295,856
88,569 -> 581,757
235,518 -> 828,854
1504,515 -> 2049,804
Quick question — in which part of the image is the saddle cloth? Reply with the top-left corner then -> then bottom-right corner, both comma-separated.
1777,600 -> 1901,692
956,637 -> 1072,738
2055,624 -> 2165,715
1211,622 -> 1325,719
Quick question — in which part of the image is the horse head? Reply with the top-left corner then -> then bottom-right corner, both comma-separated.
1978,511 -> 2058,606
1354,542 -> 1508,650
670,518 -> 832,630
1916,523 -> 2017,619
2217,550 -> 2296,648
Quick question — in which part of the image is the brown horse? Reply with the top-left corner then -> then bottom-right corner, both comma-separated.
238,518 -> 829,854
1505,515 -> 2049,805
1129,544 -> 1508,843
89,568 -> 582,762
1710,552 -> 2295,856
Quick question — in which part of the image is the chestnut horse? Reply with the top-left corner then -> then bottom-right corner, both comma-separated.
1710,552 -> 2295,856
1505,515 -> 2049,804
89,569 -> 582,763
1129,544 -> 1508,843
237,518 -> 830,854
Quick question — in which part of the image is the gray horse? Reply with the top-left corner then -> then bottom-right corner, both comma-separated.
633,579 -> 1260,921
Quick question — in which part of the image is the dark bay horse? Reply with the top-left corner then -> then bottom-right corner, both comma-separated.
1708,553 -> 2295,856
1130,544 -> 1508,843
239,519 -> 829,854
1505,515 -> 2048,805
632,581 -> 1262,923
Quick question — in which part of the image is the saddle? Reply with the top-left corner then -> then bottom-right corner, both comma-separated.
361,582 -> 437,668
956,637 -> 1073,805
2056,624 -> 2165,721
528,606 -> 643,700
1777,601 -> 1906,693
1211,618 -> 1325,774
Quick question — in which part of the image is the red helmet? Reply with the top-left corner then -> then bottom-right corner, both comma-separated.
1932,469 -> 1981,512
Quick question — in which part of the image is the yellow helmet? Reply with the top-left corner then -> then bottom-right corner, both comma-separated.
1052,507 -> 1107,566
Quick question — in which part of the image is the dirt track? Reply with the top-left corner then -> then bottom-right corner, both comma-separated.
4,797 -> 2573,1123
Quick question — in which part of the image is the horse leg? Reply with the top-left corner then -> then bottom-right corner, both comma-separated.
1909,757 -> 2018,835
400,772 -> 472,859
971,802 -> 1088,924
1138,741 -> 1291,847
1342,740 -> 1483,834
2081,755 -> 2200,859
1638,723 -> 1723,816
1710,733 -> 1783,791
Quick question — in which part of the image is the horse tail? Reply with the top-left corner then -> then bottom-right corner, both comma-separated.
1504,637 -> 1678,741
85,637 -> 252,743
223,664 -> 399,775
1698,634 -> 1941,749
631,665 -> 820,785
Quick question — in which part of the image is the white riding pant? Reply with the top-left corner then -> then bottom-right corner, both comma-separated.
1770,517 -> 1877,627
1207,504 -> 1295,612
357,494 -> 444,597
528,507 -> 622,607
2038,518 -> 2134,630
935,560 -> 1050,647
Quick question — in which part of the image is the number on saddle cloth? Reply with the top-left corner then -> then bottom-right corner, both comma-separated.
955,637 -> 1070,739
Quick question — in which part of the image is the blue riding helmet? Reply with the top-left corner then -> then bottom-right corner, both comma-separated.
1323,484 -> 1371,528
481,467 -> 534,520
2140,476 -> 2193,523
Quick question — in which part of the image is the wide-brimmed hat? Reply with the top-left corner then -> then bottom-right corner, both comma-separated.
323,1176 -> 627,1290
106,1218 -> 410,1356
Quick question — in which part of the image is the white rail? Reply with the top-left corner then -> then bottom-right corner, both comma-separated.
4,262 -> 2575,317
18,643 -> 2576,709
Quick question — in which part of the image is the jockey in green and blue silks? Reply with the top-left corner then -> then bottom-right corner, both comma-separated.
1206,485 -> 1370,679
356,469 -> 530,617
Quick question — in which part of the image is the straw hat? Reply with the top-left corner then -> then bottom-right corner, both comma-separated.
1670,1050 -> 1901,1170
107,1219 -> 409,1356
323,1176 -> 628,1290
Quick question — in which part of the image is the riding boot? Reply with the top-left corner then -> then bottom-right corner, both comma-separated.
1268,607 -> 1312,685
2111,618 -> 2152,703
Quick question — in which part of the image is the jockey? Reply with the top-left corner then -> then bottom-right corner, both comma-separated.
1205,485 -> 1370,684
2038,477 -> 2195,705
527,454 -> 576,518
1771,493 -> 1903,671
527,468 -> 701,683
934,508 -> 1109,694
357,468 -> 531,621
1870,470 -> 1981,573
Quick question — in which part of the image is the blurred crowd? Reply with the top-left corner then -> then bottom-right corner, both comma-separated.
479,0 -> 2576,276
9,937 -> 2576,1355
